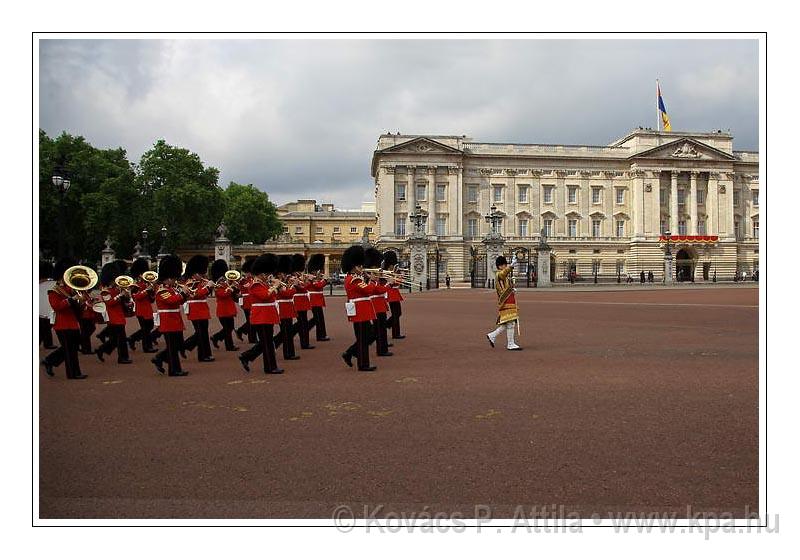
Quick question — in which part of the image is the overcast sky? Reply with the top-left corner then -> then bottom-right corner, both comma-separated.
39,38 -> 759,208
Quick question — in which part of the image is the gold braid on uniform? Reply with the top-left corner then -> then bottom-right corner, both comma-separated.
495,266 -> 519,325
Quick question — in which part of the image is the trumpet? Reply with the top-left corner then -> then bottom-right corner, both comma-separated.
362,268 -> 421,289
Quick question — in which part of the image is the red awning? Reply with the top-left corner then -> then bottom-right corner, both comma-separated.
659,235 -> 719,243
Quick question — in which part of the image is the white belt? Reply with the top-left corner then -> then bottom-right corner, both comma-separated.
292,293 -> 309,298
370,293 -> 387,299
252,302 -> 278,308
309,290 -> 323,294
158,309 -> 181,313
277,299 -> 293,303
349,297 -> 371,303
187,300 -> 207,304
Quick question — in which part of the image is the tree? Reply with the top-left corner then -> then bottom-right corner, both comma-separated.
136,140 -> 223,250
222,182 -> 282,244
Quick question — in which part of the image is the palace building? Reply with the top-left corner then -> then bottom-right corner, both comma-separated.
371,128 -> 760,282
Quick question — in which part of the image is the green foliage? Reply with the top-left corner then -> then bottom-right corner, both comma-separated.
222,182 -> 282,244
39,132 -> 281,261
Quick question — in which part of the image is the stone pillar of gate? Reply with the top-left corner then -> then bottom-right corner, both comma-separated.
408,238 -> 428,290
482,235 -> 505,289
535,228 -> 552,288
100,237 -> 115,267
214,222 -> 232,265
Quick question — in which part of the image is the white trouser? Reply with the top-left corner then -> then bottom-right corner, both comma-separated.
488,320 -> 519,349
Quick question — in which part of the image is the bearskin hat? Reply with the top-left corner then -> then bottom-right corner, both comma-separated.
382,250 -> 399,269
252,253 -> 278,276
129,257 -> 151,278
365,247 -> 382,269
52,257 -> 77,281
186,254 -> 210,277
307,253 -> 325,274
495,255 -> 508,268
210,259 -> 229,282
40,260 -> 54,280
158,254 -> 183,282
113,259 -> 129,276
100,262 -> 120,286
341,245 -> 365,273
291,254 -> 306,274
277,254 -> 293,275
241,255 -> 256,274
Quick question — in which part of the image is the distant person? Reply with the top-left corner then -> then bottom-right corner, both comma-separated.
486,255 -> 521,351
640,271 -> 645,284
446,274 -> 451,289
648,270 -> 654,283
39,261 -> 57,349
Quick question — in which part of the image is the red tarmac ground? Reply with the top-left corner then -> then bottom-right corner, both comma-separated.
38,287 -> 759,519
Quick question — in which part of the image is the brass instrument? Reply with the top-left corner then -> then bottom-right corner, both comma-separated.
362,268 -> 422,289
224,270 -> 241,282
115,275 -> 135,290
142,270 -> 158,284
63,265 -> 98,292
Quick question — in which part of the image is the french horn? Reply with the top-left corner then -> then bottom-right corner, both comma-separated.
63,265 -> 99,291
224,270 -> 242,282
142,270 -> 158,283
115,275 -> 135,289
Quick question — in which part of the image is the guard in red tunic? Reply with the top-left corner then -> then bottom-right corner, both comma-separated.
341,245 -> 379,372
273,255 -> 300,360
39,261 -> 57,349
306,253 -> 330,342
127,257 -> 158,353
95,261 -> 133,364
290,254 -> 315,350
182,254 -> 215,362
151,255 -> 189,376
235,256 -> 257,343
238,253 -> 284,374
210,259 -> 240,351
42,258 -> 88,379
365,247 -> 392,357
383,250 -> 406,340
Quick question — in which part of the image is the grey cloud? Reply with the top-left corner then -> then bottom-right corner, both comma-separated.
39,38 -> 758,208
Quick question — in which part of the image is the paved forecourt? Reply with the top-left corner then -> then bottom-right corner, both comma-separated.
38,286 -> 758,519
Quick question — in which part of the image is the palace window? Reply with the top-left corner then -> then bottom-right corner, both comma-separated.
678,220 -> 687,235
518,186 -> 529,204
568,186 -> 578,204
282,226 -> 289,233
678,189 -> 685,205
698,220 -> 706,235
350,226 -> 358,234
733,190 -> 740,206
543,186 -> 554,204
395,183 -> 406,201
616,220 -> 625,237
467,185 -> 478,203
416,184 -> 427,201
436,215 -> 447,236
697,188 -> 706,204
365,227 -> 373,234
467,218 -> 478,237
395,217 -> 406,236
315,227 -> 324,234
519,219 -> 529,237
753,220 -> 759,239
543,218 -> 553,237
295,226 -> 303,234
752,191 -> 759,206
333,226 -> 341,234
592,187 -> 601,204
493,185 -> 503,203
592,219 -> 601,237
615,188 -> 624,204
436,184 -> 446,202
568,219 -> 578,237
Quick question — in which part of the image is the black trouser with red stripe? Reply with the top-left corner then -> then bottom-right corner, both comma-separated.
388,301 -> 403,338
97,324 -> 130,362
79,318 -> 96,353
45,329 -> 83,378
344,321 -> 375,369
295,310 -> 313,349
155,331 -> 183,375
310,306 -> 328,340
373,312 -> 390,355
273,318 -> 297,359
39,317 -> 55,348
184,319 -> 213,360
236,309 -> 256,343
241,324 -> 279,372
211,316 -> 237,350
129,316 -> 156,351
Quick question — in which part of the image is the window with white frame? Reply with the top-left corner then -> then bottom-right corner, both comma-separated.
282,226 -> 289,233
568,186 -> 578,204
678,189 -> 685,205
753,220 -> 759,238
678,220 -> 687,235
543,218 -> 553,237
365,227 -> 373,234
752,191 -> 759,206
295,226 -> 303,234
568,219 -> 578,237
395,216 -> 406,236
591,187 -> 601,204
467,218 -> 478,237
543,186 -> 554,204
416,184 -> 427,201
518,186 -> 528,203
467,185 -> 478,203
315,226 -> 323,234
697,189 -> 706,204
493,185 -> 503,203
435,215 -> 446,236
350,226 -> 358,234
592,219 -> 601,237
616,220 -> 625,237
333,226 -> 341,234
436,184 -> 446,202
395,183 -> 406,201
519,219 -> 528,237
615,188 -> 624,204
698,220 -> 706,235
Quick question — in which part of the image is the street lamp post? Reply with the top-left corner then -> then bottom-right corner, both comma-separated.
51,172 -> 71,258
141,229 -> 150,260
484,204 -> 502,236
663,230 -> 674,284
158,226 -> 168,258
408,204 -> 428,238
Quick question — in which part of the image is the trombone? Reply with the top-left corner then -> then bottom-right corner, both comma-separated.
362,268 -> 422,289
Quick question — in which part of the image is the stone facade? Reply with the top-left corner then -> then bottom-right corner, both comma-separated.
371,129 -> 760,282
277,199 -> 377,245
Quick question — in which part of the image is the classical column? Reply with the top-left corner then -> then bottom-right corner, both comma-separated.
427,166 -> 436,236
670,171 -> 679,233
707,172 -> 718,235
380,165 -> 396,238
407,165 -> 416,219
631,170 -> 645,239
722,172 -> 735,240
689,171 -> 698,235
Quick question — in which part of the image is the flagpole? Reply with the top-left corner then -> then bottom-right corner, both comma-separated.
656,79 -> 660,132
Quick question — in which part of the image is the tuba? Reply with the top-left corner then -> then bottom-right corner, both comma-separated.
225,270 -> 241,282
64,265 -> 98,291
115,275 -> 135,290
142,270 -> 158,284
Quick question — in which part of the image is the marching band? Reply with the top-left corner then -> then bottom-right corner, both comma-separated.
39,245 -> 411,379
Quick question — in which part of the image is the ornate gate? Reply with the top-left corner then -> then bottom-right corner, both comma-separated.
470,245 -> 488,288
510,246 -> 531,287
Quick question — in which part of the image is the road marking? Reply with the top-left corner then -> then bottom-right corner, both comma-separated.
475,409 -> 502,420
102,380 -> 124,385
530,300 -> 756,309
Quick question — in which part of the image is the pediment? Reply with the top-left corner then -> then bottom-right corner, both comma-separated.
377,137 -> 463,156
631,138 -> 736,162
